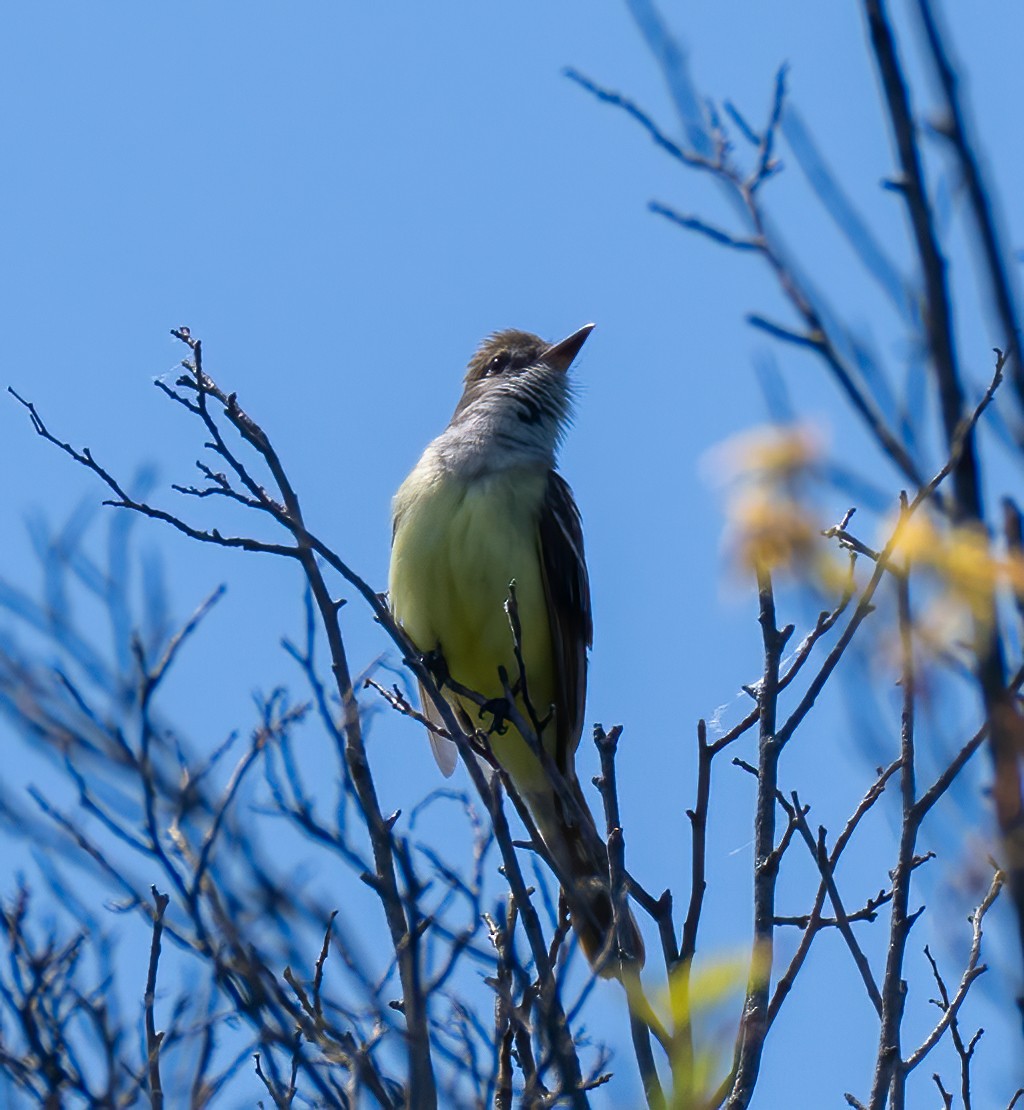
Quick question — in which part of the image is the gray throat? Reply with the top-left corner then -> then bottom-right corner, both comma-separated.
426,405 -> 560,480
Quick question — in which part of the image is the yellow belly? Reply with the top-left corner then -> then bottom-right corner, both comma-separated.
389,464 -> 555,792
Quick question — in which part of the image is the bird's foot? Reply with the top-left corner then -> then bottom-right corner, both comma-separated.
420,647 -> 451,689
478,697 -> 512,736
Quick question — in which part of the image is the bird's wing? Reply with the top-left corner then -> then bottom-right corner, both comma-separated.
418,681 -> 459,776
538,470 -> 593,771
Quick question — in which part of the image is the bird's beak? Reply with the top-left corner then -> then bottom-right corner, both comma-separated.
542,323 -> 595,372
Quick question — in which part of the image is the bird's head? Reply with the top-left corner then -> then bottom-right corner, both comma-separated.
448,324 -> 594,466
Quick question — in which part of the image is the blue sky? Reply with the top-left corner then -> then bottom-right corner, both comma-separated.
2,2 -> 1023,1105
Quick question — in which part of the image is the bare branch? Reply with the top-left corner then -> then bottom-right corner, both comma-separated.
144,887 -> 170,1110
914,0 -> 1022,407
725,568 -> 788,1108
903,869 -> 1004,1072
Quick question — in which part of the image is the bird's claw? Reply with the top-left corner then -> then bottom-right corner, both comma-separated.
478,697 -> 511,736
421,647 -> 451,689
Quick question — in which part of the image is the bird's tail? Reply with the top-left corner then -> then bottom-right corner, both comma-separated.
527,777 -> 645,977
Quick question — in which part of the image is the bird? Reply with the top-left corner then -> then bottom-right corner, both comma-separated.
389,324 -> 643,973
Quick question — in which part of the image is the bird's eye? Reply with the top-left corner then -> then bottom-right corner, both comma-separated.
486,352 -> 509,376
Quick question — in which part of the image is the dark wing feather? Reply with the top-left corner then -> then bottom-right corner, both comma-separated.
538,470 -> 592,772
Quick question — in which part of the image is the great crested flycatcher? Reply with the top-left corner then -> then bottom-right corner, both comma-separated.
389,324 -> 642,972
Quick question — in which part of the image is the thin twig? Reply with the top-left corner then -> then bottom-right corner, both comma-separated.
725,568 -> 788,1109
144,887 -> 170,1110
903,869 -> 1003,1072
